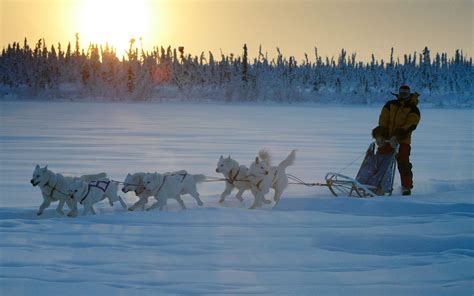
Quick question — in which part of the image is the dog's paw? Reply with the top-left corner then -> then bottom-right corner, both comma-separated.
263,199 -> 272,204
128,208 -> 135,211
198,201 -> 204,206
218,199 -> 225,203
36,211 -> 42,216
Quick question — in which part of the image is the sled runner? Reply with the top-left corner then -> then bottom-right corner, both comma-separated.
325,142 -> 398,197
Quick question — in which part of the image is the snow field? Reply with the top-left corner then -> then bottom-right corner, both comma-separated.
0,101 -> 473,295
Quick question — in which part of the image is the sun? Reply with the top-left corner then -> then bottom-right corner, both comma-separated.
77,0 -> 151,56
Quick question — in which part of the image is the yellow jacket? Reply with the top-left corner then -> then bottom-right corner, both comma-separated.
378,93 -> 421,144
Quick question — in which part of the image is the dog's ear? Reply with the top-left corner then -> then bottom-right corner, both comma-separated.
35,164 -> 40,169
127,173 -> 131,177
44,165 -> 48,170
227,155 -> 230,160
255,157 -> 259,164
219,155 -> 223,160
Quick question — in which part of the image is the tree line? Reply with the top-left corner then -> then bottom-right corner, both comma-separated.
0,35 -> 472,105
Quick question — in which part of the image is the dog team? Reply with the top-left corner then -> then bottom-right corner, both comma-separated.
30,149 -> 296,217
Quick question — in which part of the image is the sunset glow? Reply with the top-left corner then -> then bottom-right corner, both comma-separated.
76,0 -> 152,55
1,0 -> 472,62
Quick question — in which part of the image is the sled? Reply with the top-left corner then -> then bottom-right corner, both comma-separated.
325,142 -> 398,197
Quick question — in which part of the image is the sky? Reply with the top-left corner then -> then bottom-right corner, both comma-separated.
1,0 -> 472,62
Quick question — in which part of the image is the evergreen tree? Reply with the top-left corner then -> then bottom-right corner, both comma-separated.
242,43 -> 248,83
74,33 -> 80,57
0,36 -> 472,104
127,39 -> 136,93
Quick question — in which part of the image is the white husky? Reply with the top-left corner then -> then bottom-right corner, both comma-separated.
122,172 -> 157,211
31,165 -> 106,217
215,155 -> 271,204
248,149 -> 296,209
143,171 -> 205,211
215,155 -> 251,203
69,178 -> 127,215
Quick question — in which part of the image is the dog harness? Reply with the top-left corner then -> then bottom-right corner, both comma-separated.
80,180 -> 110,204
135,185 -> 146,195
227,168 -> 241,185
153,172 -> 187,194
250,170 -> 278,191
44,181 -> 59,198
248,173 -> 264,190
255,179 -> 264,190
154,176 -> 168,194
44,180 -> 69,199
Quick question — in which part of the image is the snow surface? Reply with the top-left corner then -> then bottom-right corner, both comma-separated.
0,101 -> 473,295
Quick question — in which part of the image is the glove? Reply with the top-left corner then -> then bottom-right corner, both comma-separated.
389,136 -> 398,148
393,128 -> 408,141
372,126 -> 389,139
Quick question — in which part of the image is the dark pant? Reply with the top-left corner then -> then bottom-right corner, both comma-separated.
396,143 -> 413,189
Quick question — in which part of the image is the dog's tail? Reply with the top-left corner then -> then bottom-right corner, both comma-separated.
193,174 -> 207,184
258,149 -> 272,165
277,150 -> 296,171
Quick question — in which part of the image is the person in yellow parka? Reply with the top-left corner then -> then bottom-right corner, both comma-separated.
372,85 -> 421,196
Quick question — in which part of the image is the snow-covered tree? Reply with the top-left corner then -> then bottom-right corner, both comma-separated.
0,37 -> 472,106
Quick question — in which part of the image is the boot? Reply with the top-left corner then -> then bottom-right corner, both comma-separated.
402,188 -> 411,196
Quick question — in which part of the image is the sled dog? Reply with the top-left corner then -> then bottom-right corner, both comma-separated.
122,172 -> 157,211
31,165 -> 106,217
215,155 -> 252,203
143,171 -> 205,211
123,171 -> 187,211
248,149 -> 296,209
69,178 -> 127,215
